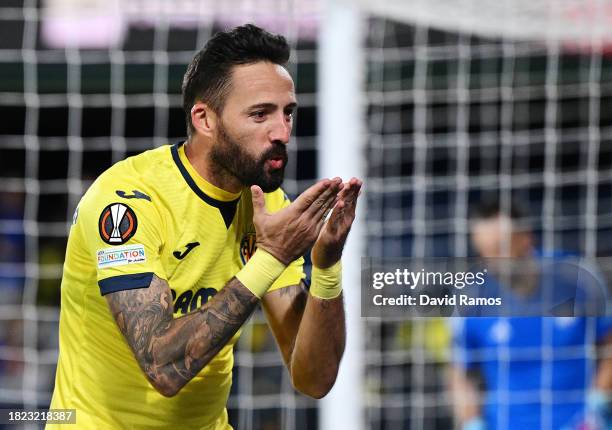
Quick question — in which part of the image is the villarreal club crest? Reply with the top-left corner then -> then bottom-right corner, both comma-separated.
240,232 -> 257,265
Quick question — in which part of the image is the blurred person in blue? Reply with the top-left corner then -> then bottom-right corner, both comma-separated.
450,197 -> 612,430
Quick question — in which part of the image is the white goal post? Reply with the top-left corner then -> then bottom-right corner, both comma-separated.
318,2 -> 365,429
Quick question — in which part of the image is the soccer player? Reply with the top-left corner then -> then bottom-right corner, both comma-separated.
48,24 -> 362,429
450,198 -> 612,430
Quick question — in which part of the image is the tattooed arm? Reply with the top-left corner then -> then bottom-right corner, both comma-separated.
104,179 -> 343,397
106,275 -> 258,397
262,283 -> 345,399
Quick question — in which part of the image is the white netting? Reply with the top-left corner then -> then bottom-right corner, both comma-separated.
361,11 -> 612,430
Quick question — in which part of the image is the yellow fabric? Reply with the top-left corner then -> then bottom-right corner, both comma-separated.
48,143 -> 304,429
309,261 -> 343,299
235,248 -> 287,298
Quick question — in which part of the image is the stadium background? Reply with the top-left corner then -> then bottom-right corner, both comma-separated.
1,0 -> 611,429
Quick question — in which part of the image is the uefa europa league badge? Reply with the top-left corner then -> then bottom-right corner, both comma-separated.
99,203 -> 138,245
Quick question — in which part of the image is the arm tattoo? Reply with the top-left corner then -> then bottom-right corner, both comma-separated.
106,275 -> 258,396
279,282 -> 308,315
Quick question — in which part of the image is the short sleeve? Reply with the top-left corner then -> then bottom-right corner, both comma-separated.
262,188 -> 306,292
77,180 -> 167,296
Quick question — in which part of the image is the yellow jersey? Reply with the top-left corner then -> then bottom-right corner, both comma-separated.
48,143 -> 305,429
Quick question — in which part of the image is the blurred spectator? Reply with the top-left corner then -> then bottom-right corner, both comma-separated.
0,191 -> 25,304
450,197 -> 612,430
0,191 -> 25,415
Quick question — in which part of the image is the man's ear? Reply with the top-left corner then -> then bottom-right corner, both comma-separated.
191,102 -> 218,138
514,231 -> 534,256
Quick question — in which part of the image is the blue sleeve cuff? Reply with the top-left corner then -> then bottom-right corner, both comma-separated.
463,417 -> 486,430
588,390 -> 610,413
98,272 -> 154,296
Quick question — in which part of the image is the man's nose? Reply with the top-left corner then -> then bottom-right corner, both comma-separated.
268,115 -> 291,144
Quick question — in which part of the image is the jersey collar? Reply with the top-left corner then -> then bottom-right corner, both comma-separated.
171,142 -> 241,228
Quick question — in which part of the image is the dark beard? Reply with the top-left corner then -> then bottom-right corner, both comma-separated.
210,121 -> 287,193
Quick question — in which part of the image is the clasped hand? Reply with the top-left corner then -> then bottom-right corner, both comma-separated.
250,177 -> 362,267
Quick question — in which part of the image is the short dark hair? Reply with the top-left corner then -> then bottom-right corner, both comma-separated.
470,194 -> 531,231
181,24 -> 291,135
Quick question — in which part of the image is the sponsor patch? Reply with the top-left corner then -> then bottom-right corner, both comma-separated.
99,202 -> 138,245
97,244 -> 146,268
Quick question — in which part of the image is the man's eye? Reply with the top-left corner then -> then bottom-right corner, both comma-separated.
251,111 -> 266,119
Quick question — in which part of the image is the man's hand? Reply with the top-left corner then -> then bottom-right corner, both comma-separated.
311,177 -> 362,268
251,178 -> 343,265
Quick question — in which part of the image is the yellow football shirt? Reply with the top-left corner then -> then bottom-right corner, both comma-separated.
48,143 -> 305,429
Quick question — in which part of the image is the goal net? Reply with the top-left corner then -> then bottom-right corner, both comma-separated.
359,2 -> 612,429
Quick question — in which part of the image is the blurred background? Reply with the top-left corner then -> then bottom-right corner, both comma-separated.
1,0 -> 612,429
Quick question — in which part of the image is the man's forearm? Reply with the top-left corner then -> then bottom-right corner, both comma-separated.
450,366 -> 483,424
289,293 -> 346,398
107,275 -> 258,396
